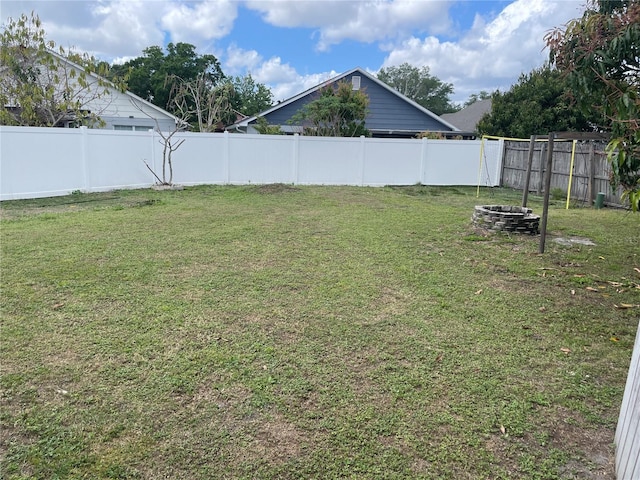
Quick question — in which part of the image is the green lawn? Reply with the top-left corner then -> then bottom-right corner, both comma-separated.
1,185 -> 638,479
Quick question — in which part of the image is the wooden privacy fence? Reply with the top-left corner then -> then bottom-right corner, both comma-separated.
501,140 -> 625,207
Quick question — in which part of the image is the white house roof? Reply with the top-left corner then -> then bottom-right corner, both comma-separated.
47,49 -> 181,124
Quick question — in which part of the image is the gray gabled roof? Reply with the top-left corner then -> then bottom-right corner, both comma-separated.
440,99 -> 492,132
229,67 -> 459,132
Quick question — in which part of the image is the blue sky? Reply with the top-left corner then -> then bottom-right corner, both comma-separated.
1,0 -> 585,104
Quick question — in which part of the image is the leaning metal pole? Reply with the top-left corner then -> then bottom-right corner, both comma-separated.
522,135 -> 536,207
539,132 -> 555,254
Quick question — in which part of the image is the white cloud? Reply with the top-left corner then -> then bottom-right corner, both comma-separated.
225,44 -> 263,75
244,0 -> 359,27
245,0 -> 454,51
161,0 -> 237,44
1,0 -> 165,59
380,0 -> 583,102
224,45 -> 337,102
268,70 -> 338,104
1,0 -> 587,108
1,0 -> 236,61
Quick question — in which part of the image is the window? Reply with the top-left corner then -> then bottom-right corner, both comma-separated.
352,76 -> 361,91
114,125 -> 153,131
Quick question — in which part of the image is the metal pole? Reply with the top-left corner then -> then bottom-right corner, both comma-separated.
476,136 -> 486,197
522,135 -> 536,207
539,133 -> 555,254
587,142 -> 596,206
565,140 -> 577,209
537,142 -> 546,194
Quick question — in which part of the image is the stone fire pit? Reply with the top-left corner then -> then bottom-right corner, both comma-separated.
472,205 -> 540,234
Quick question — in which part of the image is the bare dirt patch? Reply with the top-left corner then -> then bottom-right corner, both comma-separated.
552,408 -> 615,479
254,183 -> 301,195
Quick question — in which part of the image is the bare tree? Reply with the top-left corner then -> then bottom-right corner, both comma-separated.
168,73 -> 235,132
132,72 -> 236,186
130,98 -> 187,186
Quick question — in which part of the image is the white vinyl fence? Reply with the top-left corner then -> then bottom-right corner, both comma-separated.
616,321 -> 640,479
0,126 -> 503,200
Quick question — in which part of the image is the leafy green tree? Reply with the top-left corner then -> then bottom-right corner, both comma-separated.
291,81 -> 369,137
477,66 -> 599,138
110,43 -> 224,114
254,116 -> 283,135
546,0 -> 640,210
377,63 -> 457,115
0,12 -> 125,127
463,91 -> 491,108
228,74 -> 273,117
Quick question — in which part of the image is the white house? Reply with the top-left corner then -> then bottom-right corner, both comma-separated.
1,49 -> 180,132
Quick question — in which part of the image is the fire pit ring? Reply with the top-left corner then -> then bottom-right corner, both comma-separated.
472,205 -> 540,234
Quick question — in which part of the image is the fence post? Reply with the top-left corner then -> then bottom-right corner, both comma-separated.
615,319 -> 640,479
539,133 -> 555,254
420,137 -> 428,185
497,138 -> 505,187
587,142 -> 596,206
292,134 -> 300,184
360,135 -> 366,186
80,126 -> 89,192
150,129 -> 158,183
537,142 -> 547,194
522,135 -> 536,207
223,131 -> 230,184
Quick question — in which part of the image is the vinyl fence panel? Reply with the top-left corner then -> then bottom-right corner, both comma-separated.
86,129 -> 153,190
0,127 -> 503,200
1,127 -> 85,198
616,321 -> 640,480
362,138 -> 422,186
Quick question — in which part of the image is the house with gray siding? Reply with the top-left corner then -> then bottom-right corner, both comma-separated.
228,67 -> 460,138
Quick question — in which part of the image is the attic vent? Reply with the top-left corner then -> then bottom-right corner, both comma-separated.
352,76 -> 361,91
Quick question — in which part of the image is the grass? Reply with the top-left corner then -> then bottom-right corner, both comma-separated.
1,185 -> 638,479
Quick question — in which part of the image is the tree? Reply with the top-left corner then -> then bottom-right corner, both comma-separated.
546,0 -> 640,210
228,74 -> 273,117
291,81 -> 369,137
168,74 -> 235,132
477,66 -> 600,138
254,116 -> 283,135
109,43 -> 224,115
377,63 -> 457,115
0,12 -> 125,127
463,91 -> 491,108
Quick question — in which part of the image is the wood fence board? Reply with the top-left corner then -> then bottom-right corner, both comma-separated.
501,140 -> 626,207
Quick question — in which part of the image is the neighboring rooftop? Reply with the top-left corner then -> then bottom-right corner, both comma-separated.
440,99 -> 492,133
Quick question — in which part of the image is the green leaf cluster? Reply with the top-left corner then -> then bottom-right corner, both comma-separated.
377,63 -> 458,115
109,44 -> 274,130
477,67 -> 600,138
0,12 -> 125,127
254,116 -> 284,135
291,81 -> 370,137
547,0 -> 640,210
109,43 -> 225,114
228,74 -> 274,117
